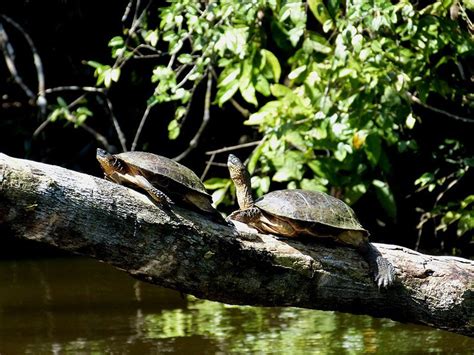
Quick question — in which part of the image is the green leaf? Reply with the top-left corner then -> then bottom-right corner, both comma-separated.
415,172 -> 435,187
168,119 -> 180,140
334,142 -> 352,161
288,65 -> 307,80
306,32 -> 332,53
204,177 -> 231,190
270,84 -> 293,97
108,36 -> 124,47
144,30 -> 158,47
372,180 -> 397,222
86,60 -> 104,69
216,81 -> 240,106
177,54 -> 193,64
251,176 -> 271,196
344,183 -> 368,205
218,66 -> 241,87
261,49 -> 281,82
239,60 -> 258,106
255,76 -> 271,96
175,106 -> 187,120
103,68 -> 120,88
300,178 -> 328,192
248,143 -> 264,174
240,83 -> 258,106
405,113 -> 416,129
212,187 -> 229,206
308,0 -> 333,29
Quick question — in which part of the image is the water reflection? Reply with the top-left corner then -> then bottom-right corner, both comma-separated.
0,258 -> 471,354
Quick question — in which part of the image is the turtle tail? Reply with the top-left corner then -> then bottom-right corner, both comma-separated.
358,242 -> 395,288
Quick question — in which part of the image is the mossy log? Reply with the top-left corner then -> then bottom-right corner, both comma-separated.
0,153 -> 472,337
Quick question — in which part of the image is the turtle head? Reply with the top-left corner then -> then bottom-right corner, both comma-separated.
227,154 -> 247,181
227,154 -> 254,210
96,148 -> 125,175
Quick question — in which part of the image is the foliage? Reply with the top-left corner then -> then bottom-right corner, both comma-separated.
415,140 -> 473,248
84,0 -> 473,252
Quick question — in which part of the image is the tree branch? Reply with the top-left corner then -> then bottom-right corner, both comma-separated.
0,15 -> 46,115
407,92 -> 473,123
173,70 -> 212,161
0,153 -> 472,337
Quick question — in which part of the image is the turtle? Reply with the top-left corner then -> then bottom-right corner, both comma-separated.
96,148 -> 222,220
227,154 -> 395,288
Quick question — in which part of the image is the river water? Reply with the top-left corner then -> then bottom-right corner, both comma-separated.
0,257 -> 472,354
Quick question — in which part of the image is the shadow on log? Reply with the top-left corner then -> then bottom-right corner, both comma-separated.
0,153 -> 472,337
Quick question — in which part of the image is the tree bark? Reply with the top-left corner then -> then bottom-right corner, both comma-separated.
0,153 -> 472,337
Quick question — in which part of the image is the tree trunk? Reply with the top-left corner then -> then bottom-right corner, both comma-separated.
0,153 -> 472,337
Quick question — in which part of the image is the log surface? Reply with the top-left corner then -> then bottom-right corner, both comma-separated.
0,153 -> 472,337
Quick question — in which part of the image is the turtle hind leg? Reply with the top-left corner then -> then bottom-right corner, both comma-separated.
358,242 -> 395,288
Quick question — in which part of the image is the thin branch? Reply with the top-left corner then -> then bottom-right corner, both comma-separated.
205,141 -> 262,155
200,152 -> 216,180
176,65 -> 198,89
407,92 -> 473,123
113,0 -> 151,69
131,104 -> 153,151
178,73 -> 206,130
44,86 -> 104,94
0,15 -> 46,115
121,0 -> 135,24
229,98 -> 250,118
204,161 -> 228,168
103,97 -> 128,152
0,21 -> 35,100
173,70 -> 213,161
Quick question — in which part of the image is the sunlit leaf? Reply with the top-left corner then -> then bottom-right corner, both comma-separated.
261,49 -> 281,82
415,172 -> 435,187
144,30 -> 159,47
218,66 -> 241,87
216,81 -> 240,106
204,177 -> 231,190
212,187 -> 228,206
168,119 -> 180,140
177,54 -> 193,64
108,36 -> 124,47
405,113 -> 416,129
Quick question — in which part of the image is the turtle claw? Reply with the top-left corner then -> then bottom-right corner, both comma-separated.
374,257 -> 395,289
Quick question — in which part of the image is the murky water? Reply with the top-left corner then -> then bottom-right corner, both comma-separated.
0,257 -> 472,354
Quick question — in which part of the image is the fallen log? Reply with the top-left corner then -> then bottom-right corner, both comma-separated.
0,153 -> 472,337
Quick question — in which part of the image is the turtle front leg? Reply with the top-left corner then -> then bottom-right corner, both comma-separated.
132,175 -> 174,206
357,240 -> 395,288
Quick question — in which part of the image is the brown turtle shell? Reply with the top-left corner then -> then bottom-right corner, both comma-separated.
254,189 -> 369,236
116,151 -> 210,197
